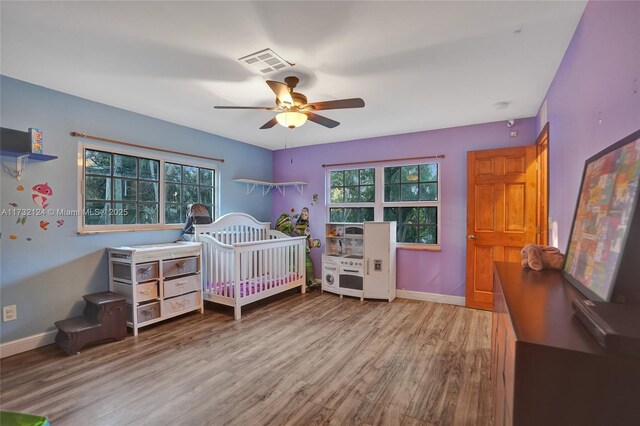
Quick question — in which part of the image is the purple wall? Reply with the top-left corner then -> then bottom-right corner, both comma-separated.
272,119 -> 537,296
539,1 -> 640,251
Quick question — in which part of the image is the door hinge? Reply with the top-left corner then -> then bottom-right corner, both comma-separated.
535,162 -> 540,171
536,226 -> 541,235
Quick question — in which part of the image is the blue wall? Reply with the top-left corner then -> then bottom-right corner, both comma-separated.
0,76 -> 273,343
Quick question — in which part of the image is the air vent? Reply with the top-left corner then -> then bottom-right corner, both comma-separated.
238,48 -> 293,74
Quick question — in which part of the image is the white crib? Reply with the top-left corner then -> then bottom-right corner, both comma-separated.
195,212 -> 307,320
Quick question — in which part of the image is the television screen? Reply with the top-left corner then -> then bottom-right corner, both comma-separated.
563,130 -> 640,302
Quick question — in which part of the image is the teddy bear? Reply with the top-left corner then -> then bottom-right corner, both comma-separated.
520,243 -> 565,271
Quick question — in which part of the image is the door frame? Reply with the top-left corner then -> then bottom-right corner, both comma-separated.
535,123 -> 550,245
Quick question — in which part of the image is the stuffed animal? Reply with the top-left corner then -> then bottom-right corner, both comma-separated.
520,244 -> 565,271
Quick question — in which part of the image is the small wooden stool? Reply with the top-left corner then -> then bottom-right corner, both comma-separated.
55,291 -> 126,355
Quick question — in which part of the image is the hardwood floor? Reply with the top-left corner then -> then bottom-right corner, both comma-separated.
0,291 -> 492,425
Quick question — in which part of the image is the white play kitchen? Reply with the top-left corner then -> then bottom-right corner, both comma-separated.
322,221 -> 396,301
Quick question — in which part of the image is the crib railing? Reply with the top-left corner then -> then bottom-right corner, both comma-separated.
198,234 -> 306,300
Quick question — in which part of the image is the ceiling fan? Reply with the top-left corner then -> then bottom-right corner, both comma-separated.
214,76 -> 365,129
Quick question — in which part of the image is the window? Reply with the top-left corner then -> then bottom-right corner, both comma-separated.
164,162 -> 216,224
328,168 -> 375,223
383,164 -> 439,244
80,145 -> 216,232
326,162 -> 440,246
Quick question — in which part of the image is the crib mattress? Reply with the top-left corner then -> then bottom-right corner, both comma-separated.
207,273 -> 301,298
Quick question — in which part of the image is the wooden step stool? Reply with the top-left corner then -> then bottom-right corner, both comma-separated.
55,291 -> 127,355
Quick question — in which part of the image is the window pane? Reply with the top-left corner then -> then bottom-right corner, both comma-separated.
85,176 -> 111,200
360,168 -> 374,185
385,166 -> 401,184
199,168 -> 214,186
199,187 -> 213,205
330,171 -> 344,187
385,184 -> 400,202
113,154 -> 137,178
402,165 -> 419,183
419,226 -> 437,244
425,207 -> 437,224
165,183 -> 181,204
165,163 -> 182,182
85,150 -> 111,175
344,187 -> 359,203
401,184 -> 419,201
420,163 -> 438,182
329,208 -> 343,222
138,203 -> 158,224
362,208 -> 375,222
140,159 -> 159,180
419,183 -> 438,201
398,225 -> 419,243
113,179 -> 137,201
343,208 -> 357,222
183,166 -> 198,184
330,187 -> 344,203
85,202 -> 111,225
401,207 -> 420,224
344,170 -> 359,186
138,181 -> 159,202
183,185 -> 198,203
383,207 -> 399,222
360,185 -> 375,202
165,204 -> 182,224
113,203 -> 136,224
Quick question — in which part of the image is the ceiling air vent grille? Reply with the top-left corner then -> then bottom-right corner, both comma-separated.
238,48 -> 293,74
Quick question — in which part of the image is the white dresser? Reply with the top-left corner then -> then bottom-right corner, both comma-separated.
107,242 -> 203,335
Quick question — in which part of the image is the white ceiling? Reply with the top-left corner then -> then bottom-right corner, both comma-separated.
0,1 -> 587,150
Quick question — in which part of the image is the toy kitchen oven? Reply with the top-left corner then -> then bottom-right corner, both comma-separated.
322,222 -> 396,301
323,223 -> 363,296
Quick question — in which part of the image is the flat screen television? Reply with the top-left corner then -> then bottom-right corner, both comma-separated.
563,129 -> 640,303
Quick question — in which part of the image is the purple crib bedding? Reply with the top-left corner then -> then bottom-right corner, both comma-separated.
206,272 -> 301,298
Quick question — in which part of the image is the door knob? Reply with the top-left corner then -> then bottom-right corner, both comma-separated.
467,235 -> 478,240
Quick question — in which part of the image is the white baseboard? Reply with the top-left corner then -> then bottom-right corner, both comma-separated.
396,289 -> 465,306
0,330 -> 57,359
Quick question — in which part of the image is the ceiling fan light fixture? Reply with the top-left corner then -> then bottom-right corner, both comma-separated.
276,111 -> 307,129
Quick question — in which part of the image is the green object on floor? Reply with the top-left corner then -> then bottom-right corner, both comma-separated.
0,411 -> 50,426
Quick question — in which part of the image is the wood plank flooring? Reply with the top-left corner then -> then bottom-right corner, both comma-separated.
0,291 -> 492,425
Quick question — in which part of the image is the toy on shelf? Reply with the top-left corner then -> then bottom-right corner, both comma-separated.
521,243 -> 565,271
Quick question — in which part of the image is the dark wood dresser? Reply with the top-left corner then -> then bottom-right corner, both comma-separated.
492,262 -> 640,426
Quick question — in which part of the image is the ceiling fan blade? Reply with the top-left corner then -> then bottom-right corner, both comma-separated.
305,98 -> 365,111
266,80 -> 294,105
305,112 -> 340,128
260,117 -> 278,129
214,106 -> 279,110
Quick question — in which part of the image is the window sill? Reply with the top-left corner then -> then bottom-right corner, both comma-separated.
78,225 -> 183,235
397,243 -> 441,252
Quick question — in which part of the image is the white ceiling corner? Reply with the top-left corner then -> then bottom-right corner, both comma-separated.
0,1 -> 587,150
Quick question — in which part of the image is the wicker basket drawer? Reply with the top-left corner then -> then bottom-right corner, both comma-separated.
113,261 -> 159,282
162,292 -> 200,316
136,281 -> 159,303
128,301 -> 160,323
163,274 -> 201,298
163,257 -> 198,278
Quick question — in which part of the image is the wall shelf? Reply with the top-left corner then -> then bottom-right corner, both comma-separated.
233,179 -> 307,196
1,127 -> 58,180
0,150 -> 58,161
0,150 -> 58,181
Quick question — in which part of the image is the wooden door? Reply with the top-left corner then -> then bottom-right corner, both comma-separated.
466,145 -> 537,310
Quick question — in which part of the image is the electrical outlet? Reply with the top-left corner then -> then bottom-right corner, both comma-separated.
3,305 -> 17,322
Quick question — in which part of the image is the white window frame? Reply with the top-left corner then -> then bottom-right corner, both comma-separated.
325,165 -> 376,223
77,141 -> 219,234
326,162 -> 441,250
